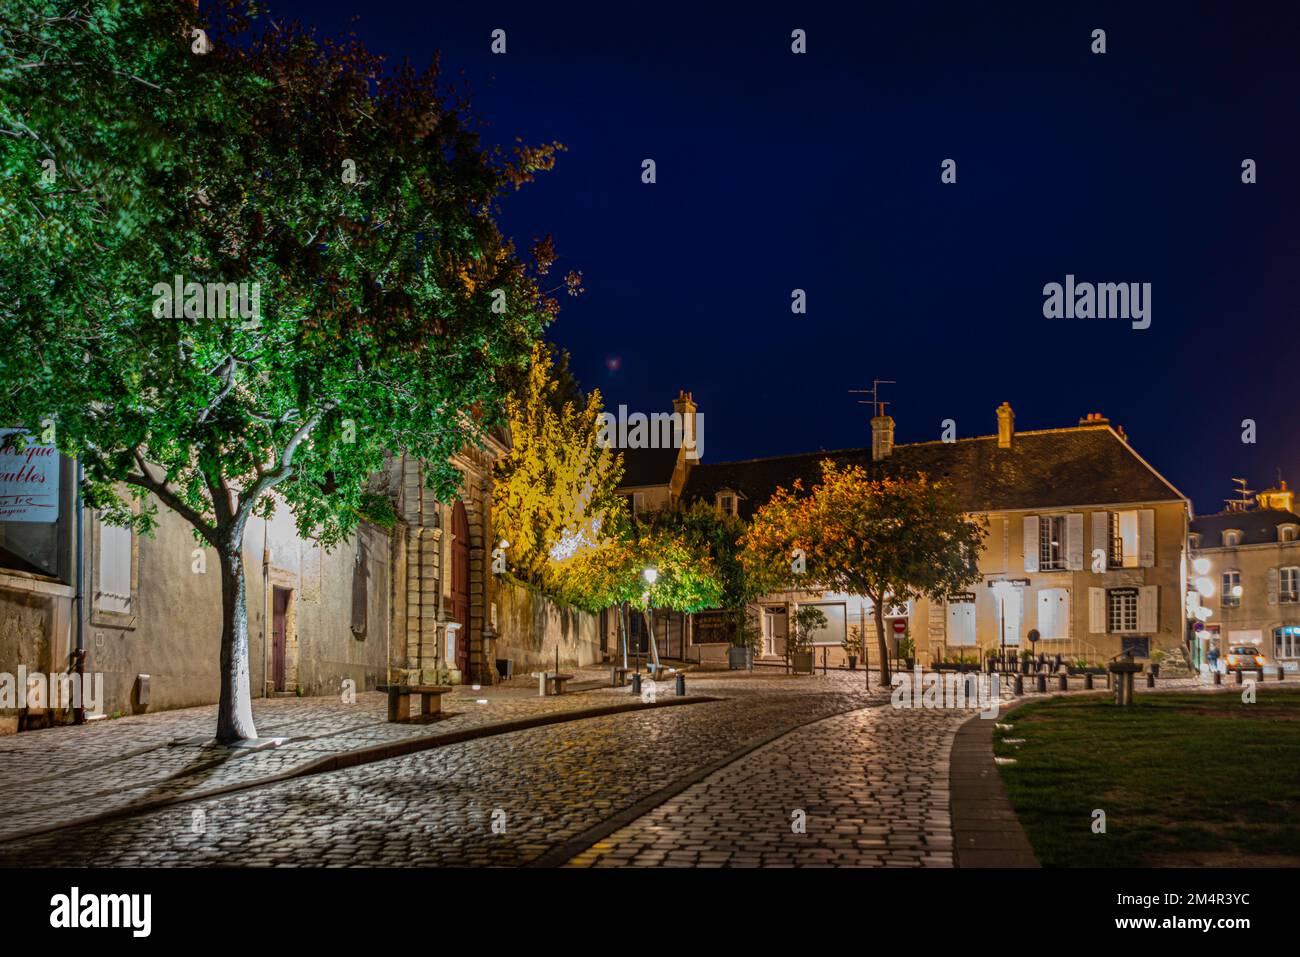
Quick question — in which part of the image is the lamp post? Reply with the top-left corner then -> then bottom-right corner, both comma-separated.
991,580 -> 1015,671
643,568 -> 660,675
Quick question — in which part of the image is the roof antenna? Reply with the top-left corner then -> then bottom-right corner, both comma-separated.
849,379 -> 896,417
1225,477 -> 1255,513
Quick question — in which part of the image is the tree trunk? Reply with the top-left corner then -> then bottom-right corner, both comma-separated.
874,596 -> 891,687
216,535 -> 258,743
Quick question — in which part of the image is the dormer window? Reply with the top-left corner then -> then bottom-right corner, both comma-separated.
1189,533 -> 1202,550
716,490 -> 738,517
1281,525 -> 1298,544
1223,530 -> 1242,548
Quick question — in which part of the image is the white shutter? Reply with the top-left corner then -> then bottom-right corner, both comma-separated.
1139,509 -> 1156,567
1058,589 -> 1071,638
1023,515 -> 1039,573
97,520 -> 132,614
1138,585 -> 1158,633
1268,567 -> 1279,605
1037,589 -> 1056,639
1091,512 -> 1109,571
1088,587 -> 1106,634
947,602 -> 975,647
1066,513 -> 1084,570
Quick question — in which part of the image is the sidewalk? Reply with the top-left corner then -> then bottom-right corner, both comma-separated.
0,668 -> 704,844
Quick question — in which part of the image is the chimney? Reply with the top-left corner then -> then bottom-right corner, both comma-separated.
1078,412 -> 1110,426
871,409 -> 894,461
672,389 -> 701,462
996,402 -> 1014,449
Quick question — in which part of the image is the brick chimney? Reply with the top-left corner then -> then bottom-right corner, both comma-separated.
996,402 -> 1014,449
871,410 -> 894,461
672,389 -> 701,461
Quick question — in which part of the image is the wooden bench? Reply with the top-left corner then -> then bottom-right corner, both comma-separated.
381,684 -> 452,722
538,672 -> 574,696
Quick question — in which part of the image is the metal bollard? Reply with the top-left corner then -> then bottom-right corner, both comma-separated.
631,673 -> 642,695
1212,670 -> 1221,685
1146,672 -> 1155,688
1280,666 -> 1288,681
1013,675 -> 1023,696
1057,674 -> 1068,691
1084,673 -> 1094,690
675,673 -> 686,696
1035,674 -> 1047,693
1235,670 -> 1243,685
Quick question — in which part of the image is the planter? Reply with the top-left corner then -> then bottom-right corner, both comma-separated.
847,655 -> 858,671
905,657 -> 916,671
792,651 -> 814,674
727,646 -> 752,671
1150,663 -> 1161,678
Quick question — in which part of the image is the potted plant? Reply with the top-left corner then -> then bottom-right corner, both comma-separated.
984,647 -> 999,672
727,608 -> 759,670
898,629 -> 916,670
1150,648 -> 1166,677
1020,649 -> 1034,674
842,625 -> 863,671
786,605 -> 826,675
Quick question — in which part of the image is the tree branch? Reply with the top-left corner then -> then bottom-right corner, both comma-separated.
125,454 -> 218,547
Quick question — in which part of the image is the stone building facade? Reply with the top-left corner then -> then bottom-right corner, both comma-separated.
1188,481 -> 1300,672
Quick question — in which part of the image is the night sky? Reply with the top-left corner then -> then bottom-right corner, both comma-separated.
270,0 -> 1300,516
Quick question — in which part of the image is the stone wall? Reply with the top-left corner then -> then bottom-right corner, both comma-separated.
493,576 -> 600,675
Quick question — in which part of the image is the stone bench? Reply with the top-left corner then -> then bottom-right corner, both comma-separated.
380,684 -> 453,722
538,672 -> 574,696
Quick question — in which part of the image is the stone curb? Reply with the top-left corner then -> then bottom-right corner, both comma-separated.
0,694 -> 718,847
950,702 -> 1040,868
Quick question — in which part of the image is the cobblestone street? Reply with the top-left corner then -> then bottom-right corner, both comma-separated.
0,669 -> 1224,867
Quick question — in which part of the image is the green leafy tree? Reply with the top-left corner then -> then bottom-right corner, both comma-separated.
493,343 -> 622,583
743,461 -> 985,685
0,2 -> 569,740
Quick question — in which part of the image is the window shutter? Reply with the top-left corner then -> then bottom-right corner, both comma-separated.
1037,589 -> 1056,638
1268,567 -> 1279,605
1139,509 -> 1156,567
1091,512 -> 1109,571
1023,516 -> 1039,573
1058,588 -> 1071,638
97,520 -> 133,615
1088,587 -> 1105,634
1138,585 -> 1158,632
1066,513 -> 1084,570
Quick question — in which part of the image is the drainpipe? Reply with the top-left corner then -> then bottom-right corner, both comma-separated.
261,518 -> 270,698
73,457 -> 85,725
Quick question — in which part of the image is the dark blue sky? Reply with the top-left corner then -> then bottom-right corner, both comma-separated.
272,0 -> 1300,516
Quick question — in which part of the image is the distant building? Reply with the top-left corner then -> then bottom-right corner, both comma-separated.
1189,480 -> 1300,672
676,404 -> 1191,668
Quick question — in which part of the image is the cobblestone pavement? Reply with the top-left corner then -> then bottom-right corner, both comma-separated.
0,679 -> 882,866
567,704 -> 964,867
0,667 -> 1236,866
0,666 -> 706,842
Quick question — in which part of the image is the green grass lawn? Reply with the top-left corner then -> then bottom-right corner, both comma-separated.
994,689 -> 1300,867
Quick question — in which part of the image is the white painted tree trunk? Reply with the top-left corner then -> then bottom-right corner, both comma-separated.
216,536 -> 258,743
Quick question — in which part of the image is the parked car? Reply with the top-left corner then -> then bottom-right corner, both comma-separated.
1220,645 -> 1267,673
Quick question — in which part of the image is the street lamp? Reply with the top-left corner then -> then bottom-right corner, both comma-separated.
642,568 -> 660,674
991,580 -> 1015,670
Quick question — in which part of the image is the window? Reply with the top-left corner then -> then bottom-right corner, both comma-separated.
716,490 -> 737,517
1108,588 -> 1139,634
1281,525 -> 1299,543
1221,570 -> 1241,607
1039,515 -> 1066,571
91,508 -> 138,628
803,602 -> 846,646
1108,511 -> 1140,568
1223,530 -> 1241,547
1281,567 -> 1300,603
1276,626 -> 1300,659
1189,533 -> 1202,549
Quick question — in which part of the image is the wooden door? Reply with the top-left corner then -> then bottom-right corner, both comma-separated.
451,500 -> 471,674
272,586 -> 289,692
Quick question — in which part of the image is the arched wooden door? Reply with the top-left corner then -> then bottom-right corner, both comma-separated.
450,500 -> 471,675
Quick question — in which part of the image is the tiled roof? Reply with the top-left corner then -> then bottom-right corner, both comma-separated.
681,426 -> 1185,519
618,446 -> 680,489
1190,509 -> 1300,547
